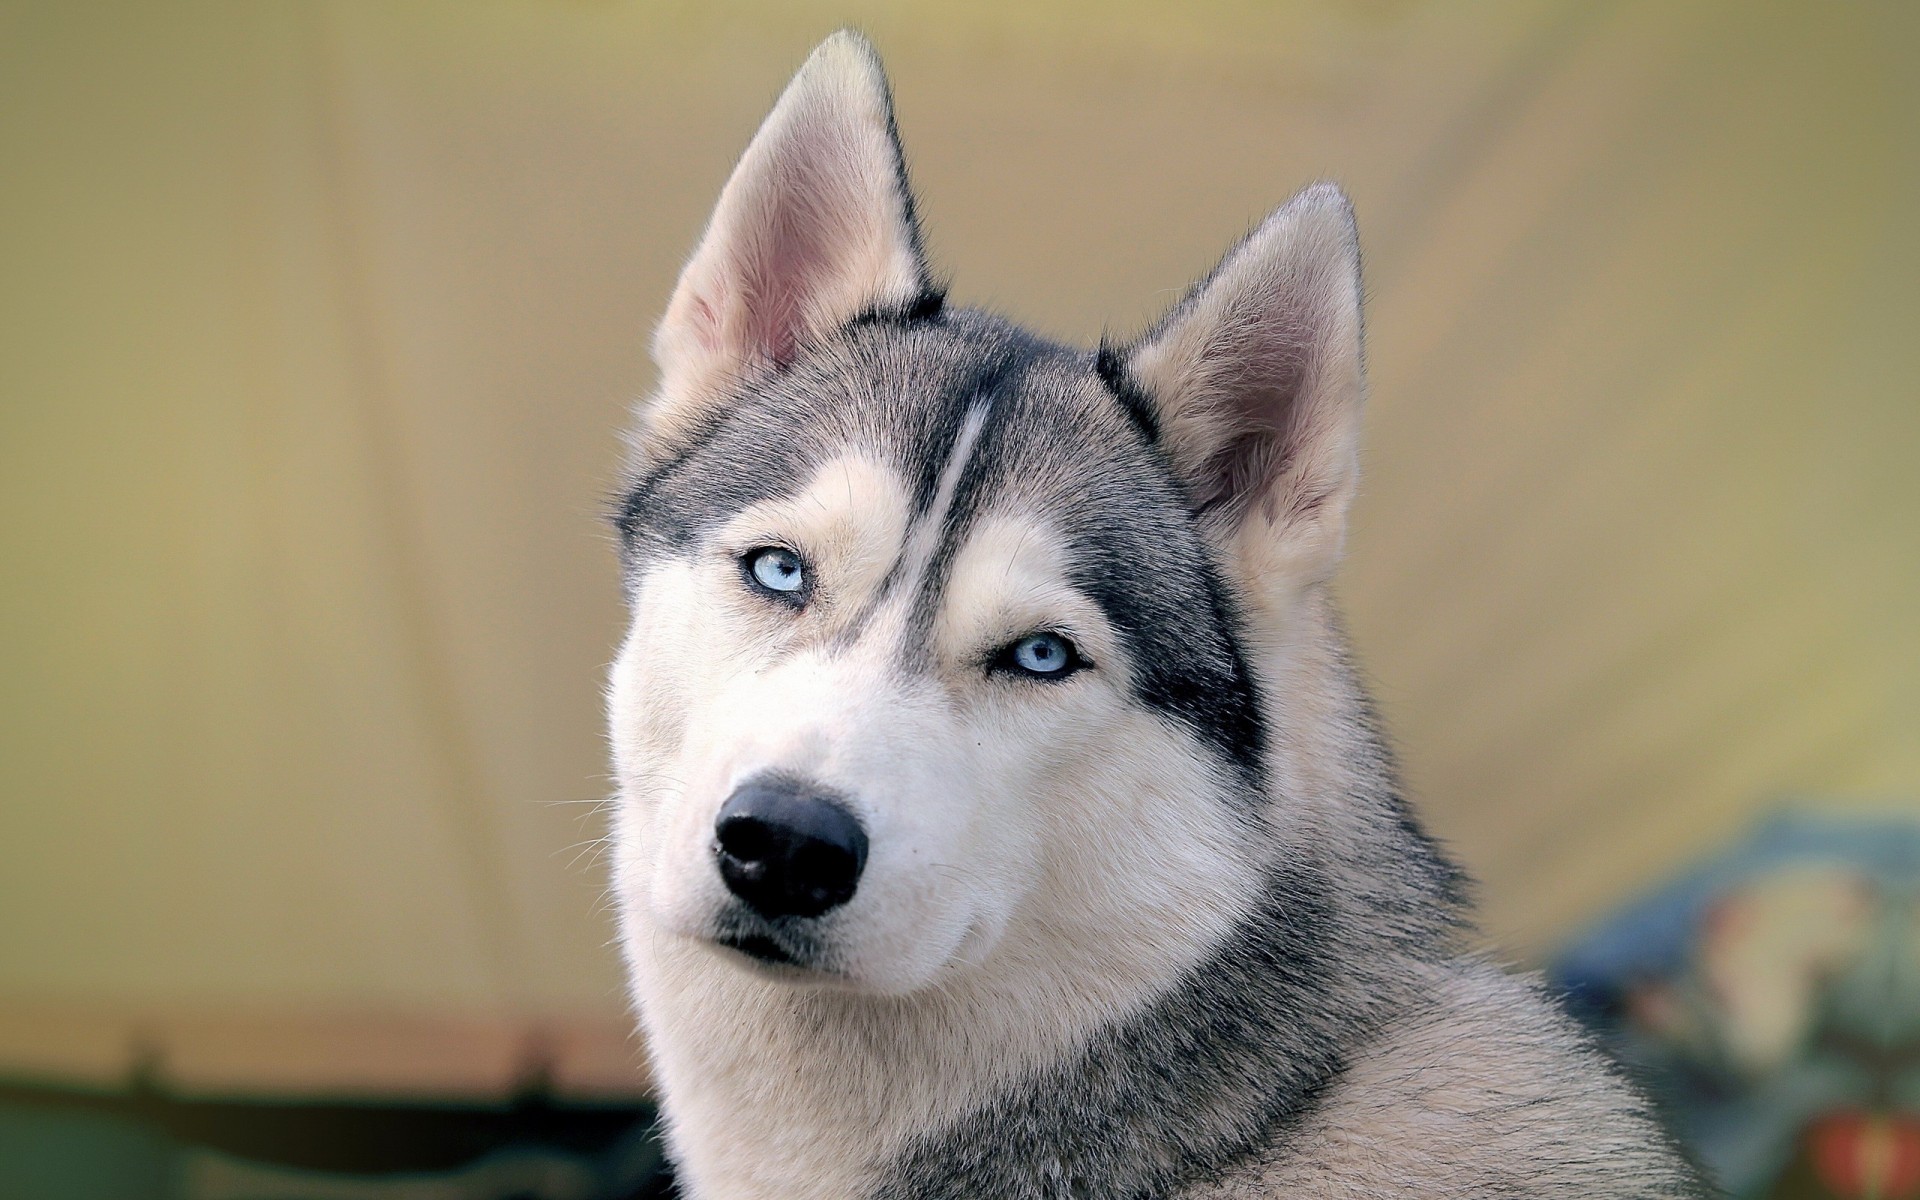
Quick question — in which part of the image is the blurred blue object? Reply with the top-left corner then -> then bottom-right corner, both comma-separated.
1552,810 -> 1920,1199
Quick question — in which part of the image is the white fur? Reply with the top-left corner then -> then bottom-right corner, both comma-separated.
610,454 -> 1263,1196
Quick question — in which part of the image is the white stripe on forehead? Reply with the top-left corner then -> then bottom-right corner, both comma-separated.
890,398 -> 990,611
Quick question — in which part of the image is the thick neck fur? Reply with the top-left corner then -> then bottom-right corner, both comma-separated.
625,588 -> 1467,1200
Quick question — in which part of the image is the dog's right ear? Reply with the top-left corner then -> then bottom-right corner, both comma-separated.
643,31 -> 932,451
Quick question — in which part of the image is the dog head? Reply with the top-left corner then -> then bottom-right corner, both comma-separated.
609,33 -> 1365,995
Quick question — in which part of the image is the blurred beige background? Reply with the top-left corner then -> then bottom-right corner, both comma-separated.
2,0 -> 1915,1100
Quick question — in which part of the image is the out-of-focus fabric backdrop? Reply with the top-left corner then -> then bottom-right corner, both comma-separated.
2,0 -> 1915,1101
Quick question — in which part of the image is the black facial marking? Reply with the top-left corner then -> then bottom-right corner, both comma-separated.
894,341 -> 1046,656
965,352 -> 1268,781
1066,517 -> 1265,782
832,348 -> 1024,643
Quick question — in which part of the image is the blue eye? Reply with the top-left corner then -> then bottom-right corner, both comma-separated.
745,547 -> 806,599
1001,632 -> 1081,680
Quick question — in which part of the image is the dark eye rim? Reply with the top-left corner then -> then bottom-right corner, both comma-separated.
739,545 -> 811,607
990,631 -> 1091,682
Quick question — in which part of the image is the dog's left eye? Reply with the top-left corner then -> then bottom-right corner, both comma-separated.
995,632 -> 1084,681
743,546 -> 807,602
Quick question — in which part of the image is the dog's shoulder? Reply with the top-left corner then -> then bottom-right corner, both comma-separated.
1189,957 -> 1712,1198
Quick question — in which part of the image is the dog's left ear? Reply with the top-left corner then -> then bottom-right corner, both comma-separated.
644,31 -> 932,452
1113,183 -> 1364,591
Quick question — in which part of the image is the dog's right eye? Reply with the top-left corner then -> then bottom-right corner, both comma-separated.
742,546 -> 808,604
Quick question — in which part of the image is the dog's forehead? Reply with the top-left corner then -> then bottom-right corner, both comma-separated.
809,313 -> 1135,511
622,312 -> 1139,553
619,310 -> 1265,780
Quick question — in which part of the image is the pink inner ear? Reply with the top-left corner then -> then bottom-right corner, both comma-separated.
686,217 -> 818,371
1191,306 -> 1317,520
744,202 -> 822,368
688,293 -> 723,355
733,119 -> 871,371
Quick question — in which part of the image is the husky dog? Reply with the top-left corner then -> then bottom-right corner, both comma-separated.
608,31 -> 1704,1200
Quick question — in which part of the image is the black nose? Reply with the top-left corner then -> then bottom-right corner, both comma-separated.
714,777 -> 868,920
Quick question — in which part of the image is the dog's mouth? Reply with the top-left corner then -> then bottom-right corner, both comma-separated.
706,911 -> 839,979
715,930 -> 800,967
